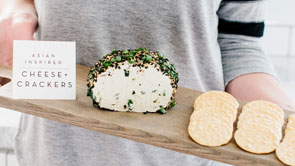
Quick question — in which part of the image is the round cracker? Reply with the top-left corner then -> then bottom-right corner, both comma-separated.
286,114 -> 295,134
238,110 -> 284,126
242,100 -> 284,121
237,113 -> 283,132
234,124 -> 281,154
237,121 -> 282,135
288,113 -> 295,122
190,105 -> 237,122
194,91 -> 239,111
276,133 -> 295,166
188,116 -> 233,147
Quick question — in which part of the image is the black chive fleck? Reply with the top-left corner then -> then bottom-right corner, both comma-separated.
124,69 -> 130,77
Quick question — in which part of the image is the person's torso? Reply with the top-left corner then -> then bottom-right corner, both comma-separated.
14,1 -> 227,166
34,0 -> 224,91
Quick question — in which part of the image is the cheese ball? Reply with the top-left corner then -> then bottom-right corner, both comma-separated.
87,48 -> 179,113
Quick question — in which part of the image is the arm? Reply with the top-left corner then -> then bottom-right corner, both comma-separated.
226,73 -> 295,111
0,0 -> 36,18
217,1 -> 295,111
0,0 -> 37,67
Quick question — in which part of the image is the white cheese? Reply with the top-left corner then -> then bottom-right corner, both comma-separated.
92,63 -> 173,112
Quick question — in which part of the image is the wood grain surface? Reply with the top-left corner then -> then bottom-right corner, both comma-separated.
0,64 -> 292,166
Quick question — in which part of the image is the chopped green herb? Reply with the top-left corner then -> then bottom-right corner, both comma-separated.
124,69 -> 130,77
129,50 -> 137,55
152,89 -> 157,93
87,88 -> 93,99
157,52 -> 163,59
127,99 -> 133,110
114,56 -> 122,62
137,47 -> 149,52
127,60 -> 135,64
157,106 -> 166,114
163,90 -> 166,96
142,54 -> 152,63
170,100 -> 176,108
124,54 -> 134,59
111,49 -> 118,54
140,91 -> 146,95
103,61 -> 113,67
122,50 -> 129,54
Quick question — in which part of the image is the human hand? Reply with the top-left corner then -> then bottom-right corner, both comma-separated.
226,73 -> 295,112
0,12 -> 37,67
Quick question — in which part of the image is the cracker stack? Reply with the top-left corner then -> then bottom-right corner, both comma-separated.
188,91 -> 239,147
234,100 -> 284,154
276,114 -> 295,166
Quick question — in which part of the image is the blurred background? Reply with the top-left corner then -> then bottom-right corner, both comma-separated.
0,0 -> 295,165
263,0 -> 295,100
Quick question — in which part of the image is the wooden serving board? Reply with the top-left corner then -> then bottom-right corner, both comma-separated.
0,64 -> 292,166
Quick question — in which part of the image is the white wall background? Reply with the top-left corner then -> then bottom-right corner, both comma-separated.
263,0 -> 295,56
262,0 -> 295,100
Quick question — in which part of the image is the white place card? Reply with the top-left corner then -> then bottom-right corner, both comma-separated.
12,40 -> 76,100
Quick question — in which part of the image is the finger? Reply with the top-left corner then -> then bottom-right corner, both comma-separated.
0,52 -> 12,67
12,17 -> 36,40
